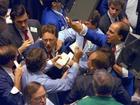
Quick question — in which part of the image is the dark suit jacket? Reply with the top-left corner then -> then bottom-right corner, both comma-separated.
99,13 -> 111,34
135,0 -> 140,34
65,72 -> 131,105
0,17 -> 7,33
0,66 -> 24,105
99,13 -> 124,34
1,19 -> 41,48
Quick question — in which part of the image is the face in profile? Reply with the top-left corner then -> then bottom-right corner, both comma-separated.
30,86 -> 46,105
42,32 -> 57,52
106,23 -> 122,45
14,12 -> 28,31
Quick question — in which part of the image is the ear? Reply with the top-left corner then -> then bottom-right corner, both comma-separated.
119,34 -> 123,41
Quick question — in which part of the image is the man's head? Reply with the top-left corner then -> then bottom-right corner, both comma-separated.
0,0 -> 9,17
26,48 -> 47,73
84,10 -> 101,29
93,70 -> 114,96
0,0 -> 9,31
24,81 -> 46,105
0,45 -> 17,66
10,4 -> 28,31
107,22 -> 130,45
46,0 -> 63,11
87,48 -> 115,71
108,0 -> 125,18
41,24 -> 58,52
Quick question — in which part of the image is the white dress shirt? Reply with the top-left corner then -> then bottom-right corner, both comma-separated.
115,43 -> 129,77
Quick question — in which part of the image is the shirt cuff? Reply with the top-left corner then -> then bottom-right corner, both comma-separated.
44,60 -> 53,72
122,67 -> 128,77
80,24 -> 88,36
47,60 -> 53,67
70,63 -> 79,71
10,87 -> 20,94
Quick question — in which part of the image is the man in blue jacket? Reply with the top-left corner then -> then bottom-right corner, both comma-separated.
41,0 -> 68,31
0,44 -> 24,105
68,19 -> 135,96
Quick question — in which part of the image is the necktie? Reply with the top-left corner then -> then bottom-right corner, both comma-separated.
22,30 -> 29,40
112,46 -> 116,54
47,51 -> 53,59
83,39 -> 87,49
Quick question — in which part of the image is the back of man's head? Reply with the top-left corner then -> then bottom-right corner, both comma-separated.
0,35 -> 12,46
89,10 -> 101,28
0,45 -> 17,65
26,48 -> 47,73
90,47 -> 115,70
93,70 -> 114,95
117,22 -> 130,41
0,0 -> 9,17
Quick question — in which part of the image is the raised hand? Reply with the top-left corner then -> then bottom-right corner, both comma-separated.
18,39 -> 33,54
66,17 -> 83,33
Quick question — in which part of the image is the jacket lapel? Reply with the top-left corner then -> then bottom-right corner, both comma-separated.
0,66 -> 14,86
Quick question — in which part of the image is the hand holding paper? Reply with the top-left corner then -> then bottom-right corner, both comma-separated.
54,52 -> 74,69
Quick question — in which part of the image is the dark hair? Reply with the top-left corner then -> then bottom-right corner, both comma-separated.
117,22 -> 130,41
10,4 -> 27,21
108,0 -> 125,10
0,45 -> 17,65
26,48 -> 47,73
89,10 -> 101,28
24,81 -> 45,103
0,0 -> 9,8
45,0 -> 63,8
41,24 -> 58,38
0,4 -> 8,16
93,70 -> 114,95
98,47 -> 115,67
91,47 -> 115,69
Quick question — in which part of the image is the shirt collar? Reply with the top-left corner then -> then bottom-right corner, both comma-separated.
116,42 -> 125,51
107,11 -> 118,23
52,9 -> 63,16
1,66 -> 14,81
2,66 -> 13,73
